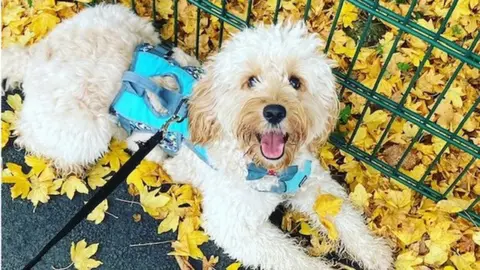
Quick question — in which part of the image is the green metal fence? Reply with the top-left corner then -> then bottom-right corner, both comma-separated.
111,0 -> 480,224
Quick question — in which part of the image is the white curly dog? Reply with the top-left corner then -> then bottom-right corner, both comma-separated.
2,4 -> 393,270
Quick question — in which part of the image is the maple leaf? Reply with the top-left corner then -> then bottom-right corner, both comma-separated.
363,108 -> 389,132
2,163 -> 31,199
61,175 -> 89,200
1,94 -> 23,130
29,12 -> 60,41
87,200 -> 108,225
99,140 -> 130,172
445,87 -> 465,108
349,183 -> 371,209
28,167 -> 58,206
139,187 -> 170,217
87,164 -> 111,190
339,2 -> 358,28
127,160 -> 160,191
436,197 -> 472,213
424,241 -> 449,266
392,218 -> 426,246
25,155 -> 48,176
2,1 -> 26,26
70,240 -> 102,270
451,252 -> 476,270
314,194 -> 343,218
394,250 -> 423,270
169,230 -> 209,259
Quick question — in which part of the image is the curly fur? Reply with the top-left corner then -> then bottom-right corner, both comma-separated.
1,4 -> 393,270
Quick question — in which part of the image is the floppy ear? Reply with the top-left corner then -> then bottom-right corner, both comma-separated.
188,71 -> 222,145
307,95 -> 339,154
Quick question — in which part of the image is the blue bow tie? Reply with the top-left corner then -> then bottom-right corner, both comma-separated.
246,161 -> 311,193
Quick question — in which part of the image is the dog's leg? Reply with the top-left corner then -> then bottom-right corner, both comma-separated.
289,169 -> 393,270
200,198 -> 334,270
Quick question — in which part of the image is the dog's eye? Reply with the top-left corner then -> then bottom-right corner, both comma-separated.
289,76 -> 301,90
247,76 -> 259,88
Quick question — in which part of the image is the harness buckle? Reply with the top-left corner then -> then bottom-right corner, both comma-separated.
160,98 -> 188,134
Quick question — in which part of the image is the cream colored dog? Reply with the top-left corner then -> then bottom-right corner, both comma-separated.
2,4 -> 393,270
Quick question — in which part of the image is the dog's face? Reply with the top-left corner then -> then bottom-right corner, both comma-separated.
189,22 -> 338,170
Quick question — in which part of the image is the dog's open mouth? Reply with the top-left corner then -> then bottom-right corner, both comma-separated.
257,131 -> 288,160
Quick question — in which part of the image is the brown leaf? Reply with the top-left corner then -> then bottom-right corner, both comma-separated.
174,255 -> 194,270
456,235 -> 475,253
381,144 -> 418,170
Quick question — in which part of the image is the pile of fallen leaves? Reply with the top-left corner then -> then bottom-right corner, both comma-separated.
2,0 -> 480,269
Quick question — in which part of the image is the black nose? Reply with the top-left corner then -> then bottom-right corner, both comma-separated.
263,104 -> 286,124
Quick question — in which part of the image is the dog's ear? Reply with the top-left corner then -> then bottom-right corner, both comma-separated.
188,71 -> 222,145
307,96 -> 339,154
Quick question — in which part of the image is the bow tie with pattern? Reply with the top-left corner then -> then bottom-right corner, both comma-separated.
246,161 -> 312,194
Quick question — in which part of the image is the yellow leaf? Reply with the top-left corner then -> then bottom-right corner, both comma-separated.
158,211 -> 180,234
392,218 -> 426,246
169,230 -> 208,259
2,2 -> 25,26
126,160 -> 159,190
349,183 -> 371,209
61,176 -> 89,200
226,262 -> 242,270
87,200 -> 108,225
299,221 -> 314,236
27,167 -> 57,206
2,121 -> 10,147
394,251 -> 423,270
339,2 -> 358,28
424,241 -> 449,266
363,108 -> 389,131
100,140 -> 130,172
437,197 -> 472,213
87,164 -> 111,190
320,218 -> 339,240
428,221 -> 461,247
139,187 -> 170,217
25,155 -> 48,176
450,252 -> 475,270
472,232 -> 480,245
314,194 -> 343,218
29,12 -> 60,40
3,164 -> 32,199
70,240 -> 102,270
445,87 -> 465,108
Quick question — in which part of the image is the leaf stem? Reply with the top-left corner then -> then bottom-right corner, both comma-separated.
129,240 -> 174,247
114,198 -> 142,206
106,211 -> 119,219
51,262 -> 73,270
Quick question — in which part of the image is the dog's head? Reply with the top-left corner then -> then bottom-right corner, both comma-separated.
189,22 -> 338,170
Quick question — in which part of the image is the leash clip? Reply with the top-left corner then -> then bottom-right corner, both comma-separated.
161,98 -> 188,133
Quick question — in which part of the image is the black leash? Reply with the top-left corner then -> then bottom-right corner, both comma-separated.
23,130 -> 165,270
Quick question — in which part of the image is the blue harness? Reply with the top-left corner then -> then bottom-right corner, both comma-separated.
110,43 -> 312,194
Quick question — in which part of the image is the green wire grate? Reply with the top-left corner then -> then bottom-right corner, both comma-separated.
124,0 -> 480,225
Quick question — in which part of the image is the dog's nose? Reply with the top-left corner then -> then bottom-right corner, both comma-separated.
263,104 -> 286,124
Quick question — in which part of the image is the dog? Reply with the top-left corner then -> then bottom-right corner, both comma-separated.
2,4 -> 393,270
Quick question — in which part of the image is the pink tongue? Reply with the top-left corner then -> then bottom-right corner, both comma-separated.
260,132 -> 285,159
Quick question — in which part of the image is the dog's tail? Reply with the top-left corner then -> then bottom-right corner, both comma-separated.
1,45 -> 31,93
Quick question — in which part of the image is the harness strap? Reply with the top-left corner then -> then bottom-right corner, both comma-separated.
122,71 -> 185,117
